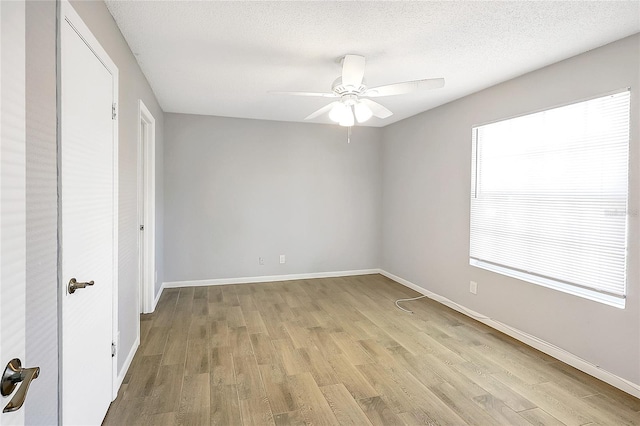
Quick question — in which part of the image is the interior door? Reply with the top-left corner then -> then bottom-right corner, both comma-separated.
1,1 -> 27,424
60,2 -> 118,424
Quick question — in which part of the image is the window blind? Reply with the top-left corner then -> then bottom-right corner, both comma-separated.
470,90 -> 630,307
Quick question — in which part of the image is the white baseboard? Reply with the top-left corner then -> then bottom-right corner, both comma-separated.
379,269 -> 640,399
152,281 -> 165,311
163,268 -> 380,289
114,335 -> 139,396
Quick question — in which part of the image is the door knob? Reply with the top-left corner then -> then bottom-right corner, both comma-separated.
68,278 -> 94,294
1,358 -> 40,412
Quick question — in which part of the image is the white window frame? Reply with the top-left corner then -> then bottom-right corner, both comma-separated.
470,90 -> 631,309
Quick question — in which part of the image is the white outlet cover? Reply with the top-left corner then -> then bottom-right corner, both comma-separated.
470,281 -> 478,294
279,254 -> 285,264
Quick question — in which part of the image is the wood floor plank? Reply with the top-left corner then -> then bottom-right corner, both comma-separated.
356,362 -> 416,413
259,364 -> 297,414
229,325 -> 253,357
427,381 -> 498,425
234,355 -> 266,400
239,396 -> 275,426
582,393 -> 640,425
549,361 -> 640,412
142,327 -> 169,356
287,372 -> 339,425
245,310 -> 269,335
320,383 -> 373,425
327,354 -> 378,400
188,317 -> 208,340
538,380 -> 640,425
147,363 -> 183,414
273,410 -> 307,426
210,383 -> 242,426
359,361 -> 468,425
226,305 -> 246,329
452,361 -> 536,412
250,332 -> 273,365
161,326 -> 189,366
238,294 -> 259,313
184,338 -> 209,375
210,319 -> 229,348
357,396 -> 404,426
141,412 -> 176,426
174,288 -> 195,316
126,354 -> 162,398
299,347 -> 339,387
518,407 -> 566,426
176,373 -> 210,426
330,332 -> 374,365
220,286 -> 240,307
210,346 -> 235,386
283,322 -> 313,349
307,326 -> 344,358
472,393 -> 532,426
492,371 -> 591,426
271,339 -> 310,376
386,345 -> 445,388
191,297 -> 208,317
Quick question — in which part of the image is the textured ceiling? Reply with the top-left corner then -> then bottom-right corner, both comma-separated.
105,1 -> 640,127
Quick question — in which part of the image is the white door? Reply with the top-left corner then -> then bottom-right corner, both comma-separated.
0,1 -> 27,424
60,2 -> 118,424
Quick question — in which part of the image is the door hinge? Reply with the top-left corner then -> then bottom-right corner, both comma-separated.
112,103 -> 117,120
111,342 -> 116,357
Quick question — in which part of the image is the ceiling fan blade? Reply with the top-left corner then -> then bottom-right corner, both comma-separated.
305,102 -> 340,120
364,78 -> 445,97
341,54 -> 366,88
269,91 -> 337,98
359,99 -> 393,119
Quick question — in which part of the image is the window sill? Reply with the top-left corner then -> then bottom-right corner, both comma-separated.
469,259 -> 625,309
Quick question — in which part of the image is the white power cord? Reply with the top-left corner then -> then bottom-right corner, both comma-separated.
394,295 -> 428,314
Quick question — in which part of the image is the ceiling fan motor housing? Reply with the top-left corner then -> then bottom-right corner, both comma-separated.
331,77 -> 367,96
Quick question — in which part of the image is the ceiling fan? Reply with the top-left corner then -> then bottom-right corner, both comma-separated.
272,54 -> 445,127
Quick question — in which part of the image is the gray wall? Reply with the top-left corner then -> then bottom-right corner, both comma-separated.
381,34 -> 640,385
163,114 -> 382,282
25,2 -> 58,423
70,0 -> 165,373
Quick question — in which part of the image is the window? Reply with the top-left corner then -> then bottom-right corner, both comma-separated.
470,90 -> 630,308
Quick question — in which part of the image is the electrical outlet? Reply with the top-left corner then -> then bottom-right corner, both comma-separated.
470,281 -> 478,294
259,257 -> 264,265
279,254 -> 286,264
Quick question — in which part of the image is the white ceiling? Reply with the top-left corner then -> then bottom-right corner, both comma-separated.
105,1 -> 640,127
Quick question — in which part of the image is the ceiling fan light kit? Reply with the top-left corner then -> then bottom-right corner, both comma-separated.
328,95 -> 372,127
272,54 -> 445,129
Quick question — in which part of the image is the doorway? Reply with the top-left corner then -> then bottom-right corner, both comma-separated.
138,100 -> 156,314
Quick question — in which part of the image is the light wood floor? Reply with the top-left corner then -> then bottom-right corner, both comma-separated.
103,274 -> 640,425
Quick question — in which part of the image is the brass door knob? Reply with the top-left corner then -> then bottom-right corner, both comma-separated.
1,358 -> 40,412
68,278 -> 95,294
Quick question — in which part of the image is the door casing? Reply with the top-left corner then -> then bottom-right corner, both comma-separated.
0,0 -> 27,423
138,99 -> 155,314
